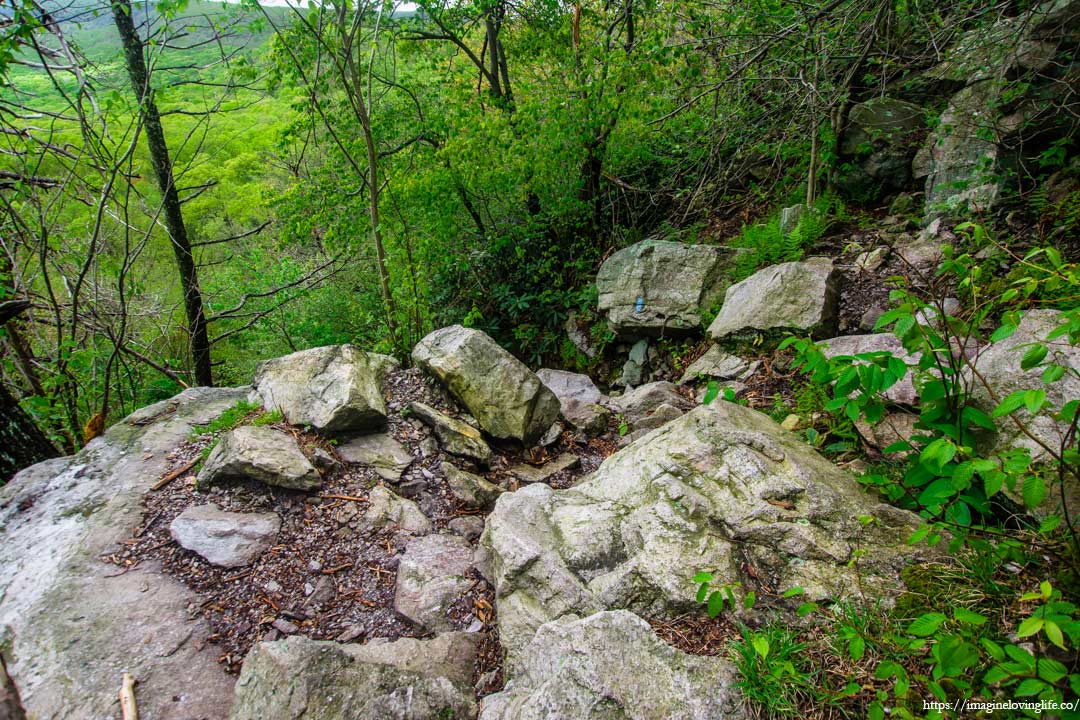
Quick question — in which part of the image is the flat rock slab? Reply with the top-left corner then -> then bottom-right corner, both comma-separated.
338,433 -> 414,481
253,344 -> 394,433
596,239 -> 729,336
708,257 -> 839,340
170,504 -> 281,568
678,345 -> 751,384
0,387 -> 248,719
616,381 -> 691,428
412,326 -> 559,445
361,486 -> 432,535
197,424 -> 320,491
510,453 -> 581,484
408,401 -> 492,466
443,462 -> 504,509
230,633 -> 478,720
480,611 -> 744,720
394,534 -> 474,631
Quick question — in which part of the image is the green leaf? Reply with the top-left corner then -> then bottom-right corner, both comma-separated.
706,591 -> 724,618
1024,388 -> 1046,414
702,381 -> 720,406
908,612 -> 947,637
743,591 -> 756,609
1044,620 -> 1065,650
752,635 -> 770,659
1037,656 -> 1067,682
782,587 -> 805,598
1016,616 -> 1044,638
1021,344 -> 1048,370
953,608 -> 987,626
692,571 -> 713,584
849,636 -> 866,661
993,390 -> 1027,418
1022,475 -> 1047,509
980,638 -> 1005,661
1042,364 -> 1066,383
1015,678 -> 1045,697
696,583 -> 709,603
920,438 -> 956,472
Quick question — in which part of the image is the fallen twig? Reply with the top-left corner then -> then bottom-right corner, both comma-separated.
119,672 -> 138,720
151,458 -> 199,491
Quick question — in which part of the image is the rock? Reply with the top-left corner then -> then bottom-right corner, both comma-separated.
271,618 -> 299,635
855,246 -> 889,272
970,309 -> 1080,463
480,611 -> 743,720
536,369 -> 610,435
394,534 -> 475,632
443,462 -> 504,509
836,97 -> 926,197
860,306 -> 886,332
564,312 -> 599,358
889,192 -> 916,216
596,239 -> 729,337
197,425 -> 320,491
856,412 -> 919,455
632,403 -> 685,432
707,258 -> 840,340
408,401 -> 492,466
481,401 -> 932,666
230,633 -> 478,720
780,414 -> 803,432
678,345 -> 750,384
914,297 -> 961,328
169,505 -> 281,568
413,326 -> 560,445
615,381 -> 691,428
361,486 -> 432,535
253,345 -> 393,433
819,334 -> 920,406
0,387 -> 248,718
448,516 -> 486,542
510,453 -> 581,484
778,203 -> 806,237
338,433 -> 414,481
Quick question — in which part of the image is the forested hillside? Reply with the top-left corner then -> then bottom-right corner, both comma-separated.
1,0 -> 1079,717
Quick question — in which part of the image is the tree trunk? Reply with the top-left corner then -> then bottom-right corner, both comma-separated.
0,383 -> 59,483
111,0 -> 213,387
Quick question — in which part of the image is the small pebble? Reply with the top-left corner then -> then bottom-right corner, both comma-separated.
272,619 -> 299,635
304,582 -> 316,596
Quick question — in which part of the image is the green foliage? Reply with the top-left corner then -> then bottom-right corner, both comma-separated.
693,571 -> 753,617
190,399 -> 261,438
730,623 -> 820,717
728,194 -> 845,282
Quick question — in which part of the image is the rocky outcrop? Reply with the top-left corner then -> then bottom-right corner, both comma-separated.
481,401 -> 931,667
408,401 -> 492,466
479,611 -> 744,720
413,326 -> 559,445
0,387 -> 248,718
597,239 -> 729,337
970,309 -> 1080,462
230,633 -> 478,720
338,432 -> 414,481
536,368 -> 610,435
253,345 -> 393,433
708,258 -> 840,340
197,425 -> 320,491
836,97 -> 926,197
170,504 -> 281,568
394,534 -> 475,631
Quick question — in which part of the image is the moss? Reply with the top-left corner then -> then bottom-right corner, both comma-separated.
893,563 -> 939,618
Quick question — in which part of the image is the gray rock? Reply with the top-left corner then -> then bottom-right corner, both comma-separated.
836,98 -> 926,196
408,401 -> 492,466
619,339 -> 649,387
413,326 -> 560,445
481,401 -> 933,667
970,309 -> 1080,463
442,462 -> 503,509
169,504 -> 281,568
394,534 -> 475,631
536,368 -> 610,435
914,297 -> 961,328
565,312 -> 599,358
448,516 -> 486,542
361,486 -> 432,535
616,381 -> 691,428
860,306 -> 887,332
778,203 -> 806,237
510,453 -> 581,484
708,258 -> 840,340
856,412 -> 919,455
338,433 -> 414,481
855,246 -> 890,272
679,345 -> 750,384
819,334 -> 921,406
253,345 -> 394,433
197,424 -> 320,491
480,611 -> 744,720
596,239 -> 729,336
230,633 -> 478,720
632,402 -> 686,432
0,387 -> 249,718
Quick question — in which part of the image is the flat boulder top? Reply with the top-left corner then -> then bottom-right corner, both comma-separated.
708,257 -> 840,340
253,344 -> 394,433
597,239 -> 728,336
0,387 -> 249,719
412,326 -> 559,445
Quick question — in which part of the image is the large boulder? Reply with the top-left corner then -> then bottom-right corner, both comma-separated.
479,611 -> 744,720
481,401 -> 931,667
412,326 -> 559,445
230,633 -> 478,720
0,387 -> 248,718
836,97 -> 926,198
170,504 -> 281,568
970,309 -> 1080,462
596,239 -> 729,337
253,345 -> 393,433
394,534 -> 475,632
707,258 -> 840,340
197,424 -> 320,491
